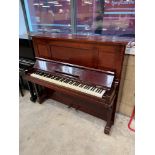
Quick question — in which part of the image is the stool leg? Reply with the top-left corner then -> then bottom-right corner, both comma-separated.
27,81 -> 37,102
19,81 -> 24,97
33,83 -> 42,104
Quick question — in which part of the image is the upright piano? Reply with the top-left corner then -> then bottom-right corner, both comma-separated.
25,34 -> 129,134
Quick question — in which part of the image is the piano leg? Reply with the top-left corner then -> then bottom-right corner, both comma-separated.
27,81 -> 37,102
33,84 -> 48,104
19,81 -> 24,97
33,83 -> 42,104
104,107 -> 113,135
111,95 -> 118,126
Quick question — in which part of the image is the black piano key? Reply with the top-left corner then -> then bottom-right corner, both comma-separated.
90,87 -> 95,91
43,74 -> 47,77
66,80 -> 71,83
66,79 -> 70,83
52,76 -> 57,79
60,78 -> 65,82
75,82 -> 79,86
77,82 -> 81,86
65,80 -> 70,83
68,80 -> 74,83
73,82 -> 78,86
78,84 -> 82,87
70,80 -> 74,82
93,88 -> 97,91
88,87 -> 93,90
97,89 -> 102,93
97,89 -> 100,93
51,75 -> 55,79
85,86 -> 89,89
99,89 -> 103,93
55,77 -> 61,80
55,77 -> 59,80
83,85 -> 87,88
68,81 -> 74,84
47,74 -> 51,78
68,80 -> 72,83
95,88 -> 100,92
86,86 -> 90,89
53,76 -> 58,79
99,89 -> 103,94
58,77 -> 63,81
97,89 -> 101,93
40,72 -> 44,75
73,82 -> 77,86
63,79 -> 69,83
73,83 -> 77,86
63,79 -> 67,83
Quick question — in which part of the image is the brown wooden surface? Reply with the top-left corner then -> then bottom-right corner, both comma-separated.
32,34 -> 128,80
26,34 -> 128,134
33,59 -> 115,89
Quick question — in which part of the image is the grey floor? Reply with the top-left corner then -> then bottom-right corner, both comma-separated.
20,91 -> 135,155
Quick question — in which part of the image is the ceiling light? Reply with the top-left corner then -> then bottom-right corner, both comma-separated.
84,2 -> 92,4
54,4 -> 62,6
48,1 -> 59,4
42,5 -> 50,8
33,3 -> 39,6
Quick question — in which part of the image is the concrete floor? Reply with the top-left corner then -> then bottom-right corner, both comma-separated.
20,91 -> 135,155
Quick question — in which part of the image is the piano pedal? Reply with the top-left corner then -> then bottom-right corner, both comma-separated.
75,106 -> 80,111
68,104 -> 72,108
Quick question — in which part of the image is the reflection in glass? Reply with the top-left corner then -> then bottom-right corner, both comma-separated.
23,0 -> 135,37
38,61 -> 47,70
76,0 -> 135,37
61,66 -> 74,75
24,0 -> 71,34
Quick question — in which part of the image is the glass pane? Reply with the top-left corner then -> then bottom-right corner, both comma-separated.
76,0 -> 135,37
24,0 -> 71,34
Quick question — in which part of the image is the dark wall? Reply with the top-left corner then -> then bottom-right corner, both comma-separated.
19,38 -> 35,60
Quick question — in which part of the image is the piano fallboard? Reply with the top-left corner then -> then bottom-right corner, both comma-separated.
25,59 -> 116,107
33,59 -> 115,89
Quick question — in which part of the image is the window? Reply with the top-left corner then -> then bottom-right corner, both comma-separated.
24,0 -> 71,33
76,0 -> 135,36
23,0 -> 135,37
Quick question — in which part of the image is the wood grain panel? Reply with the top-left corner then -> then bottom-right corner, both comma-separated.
32,34 -> 127,80
49,41 -> 93,50
98,51 -> 116,70
50,45 -> 97,67
37,44 -> 51,59
98,45 -> 125,79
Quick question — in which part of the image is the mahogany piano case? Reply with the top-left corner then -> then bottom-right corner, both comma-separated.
25,34 -> 129,134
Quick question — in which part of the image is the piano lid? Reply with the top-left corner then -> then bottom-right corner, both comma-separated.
34,59 -> 115,88
31,33 -> 131,46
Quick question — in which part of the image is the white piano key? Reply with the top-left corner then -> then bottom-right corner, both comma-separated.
30,72 -> 106,98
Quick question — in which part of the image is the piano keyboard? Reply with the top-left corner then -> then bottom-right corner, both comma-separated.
30,71 -> 106,98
